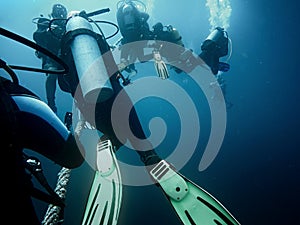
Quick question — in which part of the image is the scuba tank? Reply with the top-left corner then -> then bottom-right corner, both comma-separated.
65,13 -> 114,103
201,27 -> 228,60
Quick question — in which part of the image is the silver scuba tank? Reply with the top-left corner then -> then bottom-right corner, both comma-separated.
66,14 -> 114,103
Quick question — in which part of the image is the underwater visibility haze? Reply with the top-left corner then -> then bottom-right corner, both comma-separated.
1,0 -> 299,224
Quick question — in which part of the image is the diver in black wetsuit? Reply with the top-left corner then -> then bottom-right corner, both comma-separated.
0,63 -> 84,224
33,3 -> 68,113
116,0 -> 153,74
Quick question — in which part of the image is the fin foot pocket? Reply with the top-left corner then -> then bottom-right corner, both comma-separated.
81,138 -> 122,225
149,160 -> 240,225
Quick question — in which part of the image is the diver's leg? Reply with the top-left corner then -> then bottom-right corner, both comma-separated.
90,78 -> 161,167
120,42 -> 131,63
45,73 -> 58,113
128,107 -> 162,167
119,41 -> 140,74
111,79 -> 162,166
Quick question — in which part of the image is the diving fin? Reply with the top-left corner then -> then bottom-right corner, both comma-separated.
153,50 -> 169,79
81,137 -> 122,225
149,160 -> 240,225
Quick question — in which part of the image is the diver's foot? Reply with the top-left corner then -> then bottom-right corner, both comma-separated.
143,154 -> 162,171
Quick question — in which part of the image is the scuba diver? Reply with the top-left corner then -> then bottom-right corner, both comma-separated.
116,0 -> 153,74
60,8 -> 162,168
0,60 -> 84,224
33,3 -> 68,113
55,5 -> 240,225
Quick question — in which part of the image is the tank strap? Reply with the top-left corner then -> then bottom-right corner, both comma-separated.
62,28 -> 105,49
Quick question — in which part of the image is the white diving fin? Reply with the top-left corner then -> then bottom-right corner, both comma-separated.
149,160 -> 240,225
81,137 -> 122,225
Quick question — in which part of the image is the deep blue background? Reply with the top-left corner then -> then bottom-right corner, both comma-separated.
1,0 -> 299,224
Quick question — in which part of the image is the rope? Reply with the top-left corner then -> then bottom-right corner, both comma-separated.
42,167 -> 71,225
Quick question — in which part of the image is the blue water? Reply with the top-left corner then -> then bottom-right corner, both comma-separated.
1,0 -> 299,224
